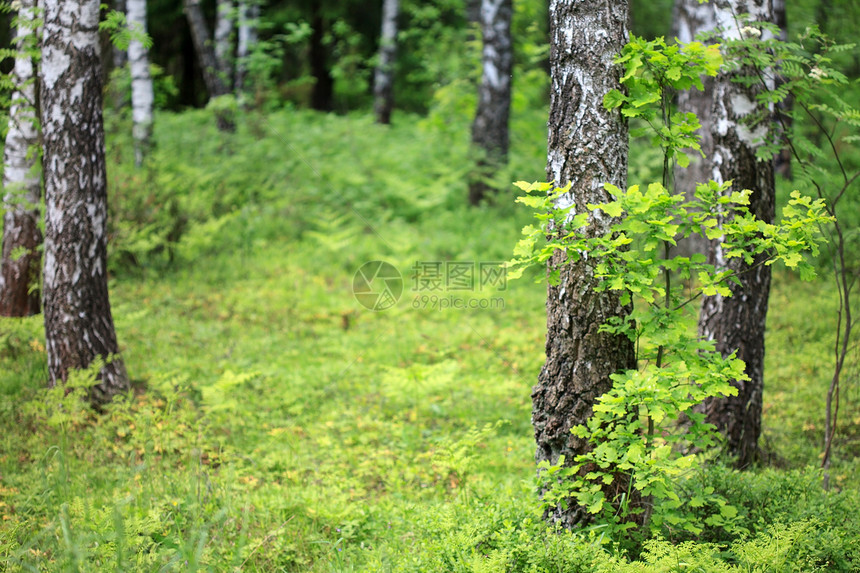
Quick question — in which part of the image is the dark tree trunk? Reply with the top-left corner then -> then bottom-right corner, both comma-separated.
672,0 -> 716,257
0,0 -> 41,317
112,0 -> 128,70
111,0 -> 128,91
697,0 -> 777,469
41,0 -> 129,403
310,9 -> 333,112
772,0 -> 792,179
468,0 -> 512,205
534,0 -> 637,528
373,0 -> 399,125
466,0 -> 481,26
183,0 -> 234,131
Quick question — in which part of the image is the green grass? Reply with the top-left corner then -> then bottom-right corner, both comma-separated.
1,104 -> 859,571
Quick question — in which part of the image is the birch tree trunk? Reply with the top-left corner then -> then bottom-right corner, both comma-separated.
672,0 -> 717,257
1,0 -> 41,317
183,0 -> 234,131
41,0 -> 129,403
373,0 -> 399,125
235,0 -> 259,98
127,0 -> 154,167
697,0 -> 776,469
534,0 -> 638,528
215,0 -> 234,88
468,0 -> 512,206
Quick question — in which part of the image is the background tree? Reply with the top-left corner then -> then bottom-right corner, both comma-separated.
235,0 -> 259,98
696,0 -> 777,469
112,0 -> 128,74
41,0 -> 129,403
468,0 -> 512,205
128,0 -> 155,166
672,0 -> 716,257
533,0 -> 637,528
373,0 -> 400,124
0,0 -> 41,317
215,0 -> 234,87
183,0 -> 234,130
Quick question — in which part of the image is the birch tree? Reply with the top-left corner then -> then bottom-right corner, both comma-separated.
694,0 -> 777,468
236,0 -> 259,98
127,0 -> 155,166
373,0 -> 399,125
41,0 -> 129,402
672,0 -> 716,256
215,0 -> 234,88
468,0 -> 512,206
533,0 -> 637,528
0,0 -> 41,317
184,0 -> 234,131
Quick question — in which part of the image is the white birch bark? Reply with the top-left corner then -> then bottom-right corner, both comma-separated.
127,0 -> 154,167
694,0 -> 776,468
534,0 -> 637,528
373,0 -> 399,125
468,0 -> 512,205
236,0 -> 259,97
1,0 -> 41,317
215,0 -> 234,87
672,0 -> 718,256
41,0 -> 129,402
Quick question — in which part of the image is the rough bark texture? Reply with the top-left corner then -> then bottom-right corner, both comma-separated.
697,0 -> 776,469
1,0 -> 41,317
468,0 -> 512,205
534,0 -> 637,528
215,0 -> 233,87
127,0 -> 154,166
373,0 -> 399,125
235,0 -> 258,97
183,0 -> 234,130
672,0 -> 717,257
41,0 -> 129,403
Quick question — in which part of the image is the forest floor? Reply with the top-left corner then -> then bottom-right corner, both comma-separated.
1,107 -> 859,571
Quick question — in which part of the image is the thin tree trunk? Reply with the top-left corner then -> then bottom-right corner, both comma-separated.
183,0 -> 234,131
310,7 -> 333,112
697,0 -> 776,469
41,0 -> 129,403
127,0 -> 154,166
534,0 -> 637,528
468,0 -> 512,205
215,0 -> 233,88
672,0 -> 716,257
0,0 -> 41,317
373,0 -> 399,125
111,0 -> 128,112
772,0 -> 792,179
235,0 -> 258,98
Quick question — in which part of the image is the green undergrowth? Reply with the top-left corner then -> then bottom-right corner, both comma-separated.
1,107 -> 858,571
